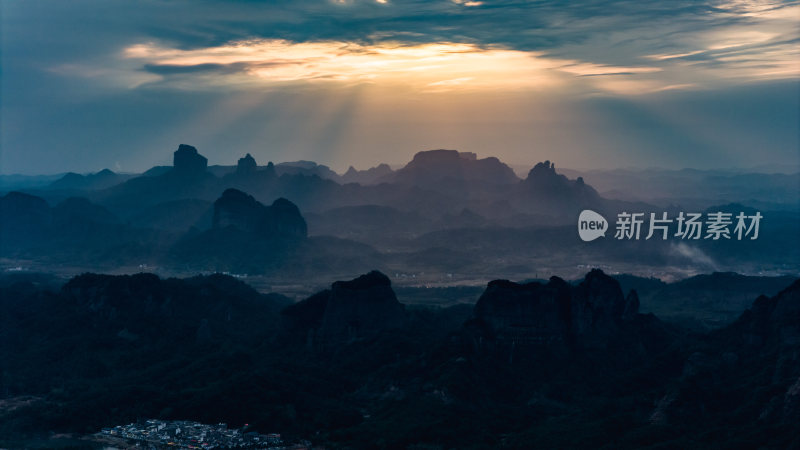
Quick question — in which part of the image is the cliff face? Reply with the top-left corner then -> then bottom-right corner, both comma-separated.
472,269 -> 643,353
173,144 -> 208,176
738,279 -> 800,348
282,271 -> 405,349
570,268 -> 631,347
320,271 -> 405,343
236,153 -> 257,175
474,277 -> 572,347
650,279 -> 800,428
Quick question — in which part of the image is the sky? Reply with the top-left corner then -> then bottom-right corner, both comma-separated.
1,0 -> 798,175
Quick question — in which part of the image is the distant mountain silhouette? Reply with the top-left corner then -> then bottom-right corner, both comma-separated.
509,160 -> 605,217
52,197 -> 120,226
559,167 -> 800,210
340,163 -> 394,185
49,168 -> 129,191
379,149 -> 519,187
275,160 -> 340,180
236,153 -> 257,175
615,272 -> 799,330
85,145 -> 617,224
97,144 -> 219,211
173,144 -> 208,176
0,192 -> 126,253
213,188 -> 307,238
4,145 -> 797,279
170,189 -> 307,272
0,191 -> 53,248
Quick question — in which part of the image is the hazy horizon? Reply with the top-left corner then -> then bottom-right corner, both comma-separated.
2,147 -> 800,177
2,1 -> 798,176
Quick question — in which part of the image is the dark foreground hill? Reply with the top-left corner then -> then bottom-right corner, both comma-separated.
0,270 -> 798,448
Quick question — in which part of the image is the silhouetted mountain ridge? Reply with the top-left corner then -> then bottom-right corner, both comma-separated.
1,269 -> 799,448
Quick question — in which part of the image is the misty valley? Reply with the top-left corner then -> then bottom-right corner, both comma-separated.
1,145 -> 799,449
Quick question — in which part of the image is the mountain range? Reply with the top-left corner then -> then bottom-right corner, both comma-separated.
2,144 -> 798,289
1,268 -> 797,448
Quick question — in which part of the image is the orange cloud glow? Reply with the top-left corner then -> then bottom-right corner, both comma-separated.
123,40 -> 572,92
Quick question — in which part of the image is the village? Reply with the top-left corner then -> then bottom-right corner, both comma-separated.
98,419 -> 309,449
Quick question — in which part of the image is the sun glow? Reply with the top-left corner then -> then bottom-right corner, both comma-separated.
116,17 -> 798,97
123,40 -> 570,92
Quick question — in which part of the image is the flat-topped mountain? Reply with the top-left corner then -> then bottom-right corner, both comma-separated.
98,145 -> 219,210
380,149 -> 520,186
173,144 -> 208,176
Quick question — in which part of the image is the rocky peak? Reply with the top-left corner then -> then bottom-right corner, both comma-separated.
212,189 -> 262,232
265,161 -> 277,177
473,269 -> 643,352
236,153 -> 257,174
321,270 -> 404,343
523,160 -> 567,188
518,160 -> 602,214
282,271 -> 405,348
529,160 -> 556,174
267,198 -> 308,237
212,189 -> 307,238
728,278 -> 800,349
173,144 -> 208,175
474,277 -> 572,348
571,269 -> 628,343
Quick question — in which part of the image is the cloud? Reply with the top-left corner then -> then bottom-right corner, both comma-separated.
670,242 -> 718,270
32,0 -> 794,97
116,38 -> 715,96
452,0 -> 484,6
121,39 -> 573,92
142,62 -> 252,75
1,0 -> 798,174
